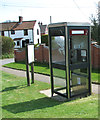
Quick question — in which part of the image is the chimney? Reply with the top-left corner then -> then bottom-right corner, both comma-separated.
38,21 -> 40,26
19,16 -> 23,24
41,22 -> 43,25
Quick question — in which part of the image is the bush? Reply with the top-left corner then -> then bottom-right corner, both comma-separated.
1,36 -> 14,55
2,53 -> 14,59
41,34 -> 48,46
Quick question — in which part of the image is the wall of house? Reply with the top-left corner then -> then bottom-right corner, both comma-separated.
34,21 -> 41,44
4,31 -> 9,37
10,29 -> 33,41
1,29 -> 34,48
0,31 -> 9,37
12,29 -> 34,48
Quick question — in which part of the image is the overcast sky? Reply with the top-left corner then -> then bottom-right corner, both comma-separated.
0,0 -> 99,24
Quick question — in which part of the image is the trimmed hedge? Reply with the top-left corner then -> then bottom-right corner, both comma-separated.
1,36 -> 14,54
41,34 -> 48,46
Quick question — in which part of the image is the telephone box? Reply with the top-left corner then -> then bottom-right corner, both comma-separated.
48,22 -> 91,99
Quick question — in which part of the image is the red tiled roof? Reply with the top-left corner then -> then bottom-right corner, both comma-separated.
0,22 -> 17,31
13,21 -> 36,30
0,20 -> 36,31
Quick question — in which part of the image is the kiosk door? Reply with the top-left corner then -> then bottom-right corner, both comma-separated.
49,26 -> 67,97
68,28 -> 91,97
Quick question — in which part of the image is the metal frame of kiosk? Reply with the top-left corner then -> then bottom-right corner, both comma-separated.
48,22 -> 91,99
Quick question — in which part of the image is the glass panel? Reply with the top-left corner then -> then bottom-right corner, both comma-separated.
70,68 -> 89,96
69,30 -> 89,97
51,35 -> 66,95
53,68 -> 66,95
51,36 -> 65,65
72,68 -> 88,76
70,35 -> 88,64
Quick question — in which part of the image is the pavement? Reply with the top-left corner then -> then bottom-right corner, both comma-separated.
0,58 -> 14,65
1,66 -> 50,84
0,58 -> 100,95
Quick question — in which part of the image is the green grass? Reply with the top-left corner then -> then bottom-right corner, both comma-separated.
3,62 -> 50,75
3,62 -> 100,83
1,71 -> 99,118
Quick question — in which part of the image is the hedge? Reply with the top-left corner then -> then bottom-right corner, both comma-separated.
41,34 -> 48,46
1,36 -> 14,55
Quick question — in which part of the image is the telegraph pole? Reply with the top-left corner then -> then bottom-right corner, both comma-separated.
50,16 -> 52,24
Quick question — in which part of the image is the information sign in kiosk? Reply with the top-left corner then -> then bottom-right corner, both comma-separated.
48,22 -> 91,99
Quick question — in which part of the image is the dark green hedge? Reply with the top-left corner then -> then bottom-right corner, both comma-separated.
1,36 -> 14,54
41,34 -> 48,46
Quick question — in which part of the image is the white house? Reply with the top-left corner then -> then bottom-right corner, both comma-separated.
0,16 -> 41,48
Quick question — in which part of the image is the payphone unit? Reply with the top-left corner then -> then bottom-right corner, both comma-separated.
48,22 -> 91,99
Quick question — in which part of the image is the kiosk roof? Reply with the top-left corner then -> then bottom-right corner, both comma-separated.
48,22 -> 90,28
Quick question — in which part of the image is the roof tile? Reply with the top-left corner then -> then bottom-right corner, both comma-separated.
0,20 -> 36,31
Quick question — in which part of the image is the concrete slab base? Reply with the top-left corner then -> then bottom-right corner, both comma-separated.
40,89 -> 67,102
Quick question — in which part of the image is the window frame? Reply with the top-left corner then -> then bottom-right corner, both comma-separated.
17,41 -> 20,46
1,31 -> 4,36
37,29 -> 39,35
24,29 -> 28,36
11,30 -> 15,34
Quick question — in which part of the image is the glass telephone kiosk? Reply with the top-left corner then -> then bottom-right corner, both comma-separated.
48,22 -> 91,99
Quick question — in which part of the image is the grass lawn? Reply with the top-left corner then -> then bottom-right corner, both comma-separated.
3,62 -> 100,83
1,71 -> 99,118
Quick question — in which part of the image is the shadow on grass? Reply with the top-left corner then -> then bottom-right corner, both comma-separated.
2,85 -> 27,92
2,97 -> 62,114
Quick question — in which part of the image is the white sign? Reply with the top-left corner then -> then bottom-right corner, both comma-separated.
72,30 -> 84,34
28,44 -> 34,64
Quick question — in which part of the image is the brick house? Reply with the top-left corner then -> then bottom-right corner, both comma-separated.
0,16 -> 41,48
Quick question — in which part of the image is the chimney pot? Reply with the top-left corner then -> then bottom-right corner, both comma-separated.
19,16 -> 23,24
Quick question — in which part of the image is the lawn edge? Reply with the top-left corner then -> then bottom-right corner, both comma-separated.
2,66 -> 100,85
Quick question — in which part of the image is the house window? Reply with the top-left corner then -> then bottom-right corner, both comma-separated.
24,29 -> 28,36
37,39 -> 39,44
17,41 -> 20,46
11,30 -> 15,34
22,41 -> 26,47
26,39 -> 29,44
37,29 -> 39,35
1,31 -> 4,36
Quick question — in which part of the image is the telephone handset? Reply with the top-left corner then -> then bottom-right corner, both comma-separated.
70,49 -> 87,64
77,49 -> 87,62
70,36 -> 87,64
